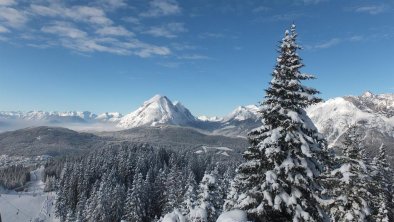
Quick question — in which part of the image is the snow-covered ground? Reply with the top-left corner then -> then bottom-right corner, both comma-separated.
0,166 -> 58,222
195,146 -> 234,156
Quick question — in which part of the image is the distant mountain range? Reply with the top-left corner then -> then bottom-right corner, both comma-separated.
306,91 -> 394,164
0,94 -> 262,137
0,92 -> 393,165
1,92 -> 393,143
0,111 -> 123,123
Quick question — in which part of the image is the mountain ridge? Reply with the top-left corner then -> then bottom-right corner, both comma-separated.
1,92 -> 393,140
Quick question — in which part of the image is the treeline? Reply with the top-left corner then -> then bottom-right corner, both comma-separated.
54,142 -> 240,222
0,165 -> 32,190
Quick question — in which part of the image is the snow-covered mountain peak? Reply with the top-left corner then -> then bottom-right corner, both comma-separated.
145,94 -> 169,104
224,105 -> 259,122
117,95 -> 197,128
344,91 -> 394,118
361,91 -> 374,98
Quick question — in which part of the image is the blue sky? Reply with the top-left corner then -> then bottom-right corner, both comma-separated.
0,0 -> 393,116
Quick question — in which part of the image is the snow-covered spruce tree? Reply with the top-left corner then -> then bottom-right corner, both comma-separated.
371,144 -> 393,222
190,170 -> 221,222
181,171 -> 198,216
163,155 -> 183,214
328,125 -> 372,221
123,172 -> 146,222
231,24 -> 327,222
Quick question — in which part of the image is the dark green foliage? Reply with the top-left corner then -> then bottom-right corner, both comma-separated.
0,165 -> 32,190
54,143 -> 240,222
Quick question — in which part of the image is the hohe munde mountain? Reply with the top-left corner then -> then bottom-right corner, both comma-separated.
117,95 -> 198,128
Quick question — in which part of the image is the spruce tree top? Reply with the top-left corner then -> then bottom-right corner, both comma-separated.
264,24 -> 321,120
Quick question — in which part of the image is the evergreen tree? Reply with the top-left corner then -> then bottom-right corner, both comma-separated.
223,178 -> 241,212
231,24 -> 327,222
55,162 -> 71,222
109,181 -> 126,221
181,171 -> 198,215
327,125 -> 372,221
124,172 -> 146,221
84,181 -> 100,222
371,144 -> 393,222
195,170 -> 221,222
143,169 -> 155,221
152,168 -> 167,218
163,155 -> 183,214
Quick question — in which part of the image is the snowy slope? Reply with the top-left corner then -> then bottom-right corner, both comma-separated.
211,105 -> 262,137
306,92 -> 394,146
117,95 -> 198,128
222,105 -> 260,122
306,92 -> 394,165
0,166 -> 58,222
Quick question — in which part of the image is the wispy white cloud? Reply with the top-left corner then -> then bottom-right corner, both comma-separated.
134,44 -> 171,57
42,22 -> 87,39
255,12 -> 305,23
0,6 -> 28,27
0,1 -> 188,58
158,61 -> 181,68
252,6 -> 270,13
314,38 -> 341,49
349,35 -> 364,42
140,0 -> 181,17
0,25 -> 9,33
0,0 -> 15,6
30,4 -> 113,26
144,22 -> 186,38
73,6 -> 112,26
97,0 -> 127,10
96,26 -> 134,37
307,35 -> 364,50
40,21 -> 171,57
123,16 -> 141,25
177,54 -> 211,60
301,0 -> 327,5
354,4 -> 389,15
198,32 -> 225,39
30,4 -> 59,17
171,42 -> 196,51
0,35 -> 8,41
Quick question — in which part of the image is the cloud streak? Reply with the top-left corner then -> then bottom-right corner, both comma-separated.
0,1 -> 183,58
307,35 -> 364,50
0,0 -> 15,6
140,0 -> 181,17
0,6 -> 28,27
144,22 -> 186,38
40,21 -> 171,57
354,4 -> 389,15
